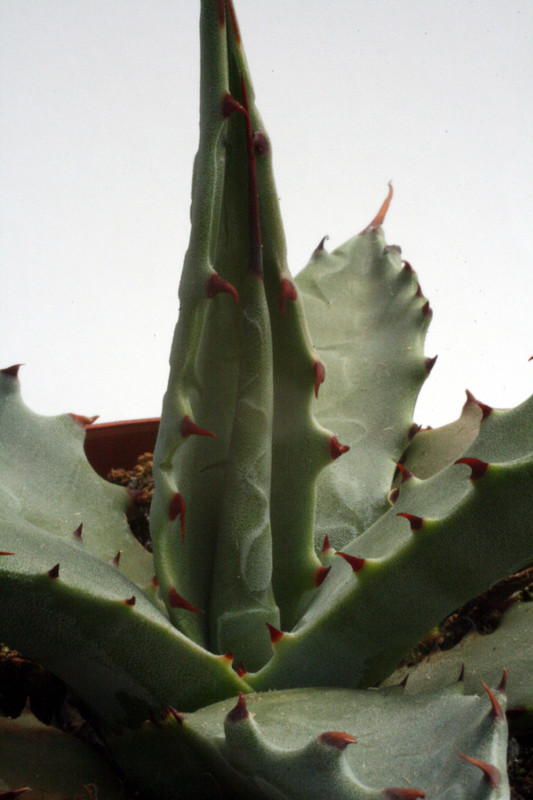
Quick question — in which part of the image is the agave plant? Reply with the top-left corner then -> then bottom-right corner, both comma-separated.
1,2 -> 532,798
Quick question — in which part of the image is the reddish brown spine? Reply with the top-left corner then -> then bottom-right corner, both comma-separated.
279,278 -> 297,312
226,692 -> 249,722
266,622 -> 284,644
329,435 -> 350,460
168,588 -> 204,614
458,754 -> 501,787
396,512 -> 424,532
168,492 -> 186,540
314,361 -> 326,398
454,457 -> 489,480
207,273 -> 239,303
317,731 -> 356,750
337,552 -> 365,573
482,680 -> 504,722
314,565 -> 331,587
180,415 -> 216,439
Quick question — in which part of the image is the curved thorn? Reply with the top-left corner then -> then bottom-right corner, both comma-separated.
497,668 -> 508,694
424,355 -> 438,375
313,234 -> 330,254
336,552 -> 365,573
367,181 -> 393,229
318,731 -> 357,750
482,680 -> 504,721
383,790 -> 425,800
266,622 -> 284,644
329,435 -> 350,460
0,552 -> 15,556
236,662 -> 247,678
313,360 -> 326,398
407,423 -> 421,440
454,457 -> 489,480
421,300 -> 432,317
396,512 -> 424,531
221,92 -> 245,119
321,534 -> 332,554
69,413 -> 99,428
226,692 -> 248,723
0,364 -> 23,379
279,278 -> 298,312
396,463 -> 413,483
457,754 -> 501,787
168,588 -> 204,614
168,492 -> 186,540
206,273 -> 239,303
180,415 -> 216,439
464,389 -> 492,421
314,565 -> 331,587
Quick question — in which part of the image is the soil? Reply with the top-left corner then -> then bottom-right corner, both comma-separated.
1,452 -> 531,798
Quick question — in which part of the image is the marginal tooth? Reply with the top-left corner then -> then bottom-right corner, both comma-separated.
336,552 -> 365,573
168,588 -> 204,614
454,457 -> 489,481
73,523 -> 83,540
497,668 -> 508,694
168,492 -> 186,540
180,415 -> 216,439
226,692 -> 249,722
395,463 -> 413,483
206,273 -> 239,303
125,596 -> 136,606
382,789 -> 426,799
366,181 -> 393,230
266,623 -> 284,644
111,551 -> 122,567
313,235 -> 330,255
481,680 -> 504,722
317,731 -> 357,750
396,512 -> 424,532
457,754 -> 501,787
69,413 -> 99,428
221,92 -> 245,119
464,389 -> 492,421
424,355 -> 438,375
47,564 -> 60,579
407,423 -> 421,440
329,435 -> 350,460
313,360 -> 326,398
279,278 -> 298,313
0,364 -> 23,379
314,565 -> 331,587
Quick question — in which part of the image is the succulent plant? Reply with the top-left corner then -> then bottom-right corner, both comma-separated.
1,1 -> 532,798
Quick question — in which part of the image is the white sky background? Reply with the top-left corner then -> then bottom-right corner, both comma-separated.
1,1 -> 532,427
